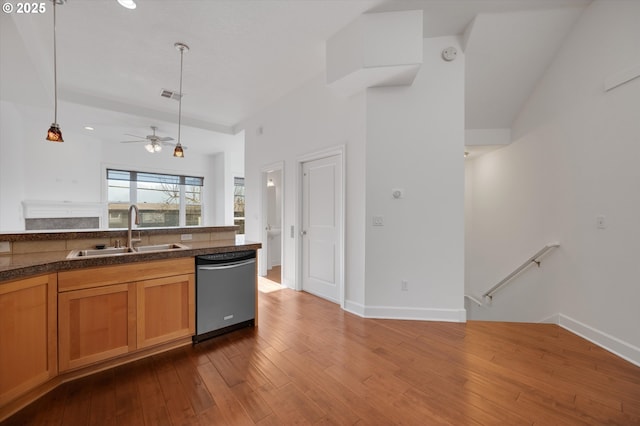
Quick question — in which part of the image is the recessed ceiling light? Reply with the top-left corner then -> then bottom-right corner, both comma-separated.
84,126 -> 94,131
117,0 -> 136,10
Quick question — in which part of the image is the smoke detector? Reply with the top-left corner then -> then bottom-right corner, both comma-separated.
441,46 -> 458,62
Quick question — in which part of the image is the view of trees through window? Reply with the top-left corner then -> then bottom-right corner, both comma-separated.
107,169 -> 203,228
234,177 -> 245,234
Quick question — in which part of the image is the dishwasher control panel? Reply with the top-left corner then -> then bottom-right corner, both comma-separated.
196,250 -> 255,264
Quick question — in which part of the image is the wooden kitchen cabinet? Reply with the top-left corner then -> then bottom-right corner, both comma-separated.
57,258 -> 194,372
58,283 -> 136,372
136,274 -> 195,349
0,274 -> 57,406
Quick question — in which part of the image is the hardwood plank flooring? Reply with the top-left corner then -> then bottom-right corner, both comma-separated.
265,266 -> 281,284
3,277 -> 640,425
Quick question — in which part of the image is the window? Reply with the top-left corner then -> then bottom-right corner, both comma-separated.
107,169 -> 204,228
234,177 -> 245,234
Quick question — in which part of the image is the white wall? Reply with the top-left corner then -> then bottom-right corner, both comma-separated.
363,36 -> 465,320
465,0 -> 640,364
243,36 -> 465,322
0,101 -> 26,231
243,73 -> 367,297
227,144 -> 245,226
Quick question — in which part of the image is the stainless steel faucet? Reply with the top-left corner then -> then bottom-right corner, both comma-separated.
127,204 -> 141,249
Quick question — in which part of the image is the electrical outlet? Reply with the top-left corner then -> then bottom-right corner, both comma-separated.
180,234 -> 193,241
596,216 -> 606,229
373,216 -> 384,226
401,280 -> 408,291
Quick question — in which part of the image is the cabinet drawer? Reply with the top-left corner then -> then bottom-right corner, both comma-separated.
58,258 -> 194,292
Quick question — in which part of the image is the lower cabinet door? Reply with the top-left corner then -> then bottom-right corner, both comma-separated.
58,283 -> 136,372
136,274 -> 195,349
0,274 -> 57,405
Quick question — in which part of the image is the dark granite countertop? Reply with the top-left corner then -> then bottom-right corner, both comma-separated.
0,240 -> 261,283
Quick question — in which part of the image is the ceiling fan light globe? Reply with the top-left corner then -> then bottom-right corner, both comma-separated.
117,0 -> 136,9
145,143 -> 154,153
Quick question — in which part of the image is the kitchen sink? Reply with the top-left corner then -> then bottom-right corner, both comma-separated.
135,243 -> 189,252
68,247 -> 135,258
67,243 -> 189,259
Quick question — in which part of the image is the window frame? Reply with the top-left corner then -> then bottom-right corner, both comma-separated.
106,168 -> 204,229
234,177 -> 245,235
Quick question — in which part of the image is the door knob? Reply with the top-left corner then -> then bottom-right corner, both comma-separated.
300,230 -> 307,236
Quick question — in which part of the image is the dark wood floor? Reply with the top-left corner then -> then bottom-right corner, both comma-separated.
4,277 -> 640,425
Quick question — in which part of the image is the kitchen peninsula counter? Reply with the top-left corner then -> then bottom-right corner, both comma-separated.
0,227 -> 261,282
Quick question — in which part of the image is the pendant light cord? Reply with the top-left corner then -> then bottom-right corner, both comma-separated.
177,46 -> 184,145
53,0 -> 58,124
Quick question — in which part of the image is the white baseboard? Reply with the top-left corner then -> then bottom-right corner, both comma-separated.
541,313 -> 640,367
351,305 -> 466,322
344,300 -> 365,317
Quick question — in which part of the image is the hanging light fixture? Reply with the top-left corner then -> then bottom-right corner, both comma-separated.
173,42 -> 189,158
145,141 -> 162,153
46,0 -> 65,142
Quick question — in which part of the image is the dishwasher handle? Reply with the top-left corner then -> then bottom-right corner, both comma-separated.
197,258 -> 255,271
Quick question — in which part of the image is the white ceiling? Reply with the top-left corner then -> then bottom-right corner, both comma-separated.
1,0 -> 590,154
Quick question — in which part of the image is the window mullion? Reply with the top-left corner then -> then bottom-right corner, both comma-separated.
179,184 -> 186,227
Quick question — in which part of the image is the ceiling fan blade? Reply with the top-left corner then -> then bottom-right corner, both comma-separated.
123,133 -> 146,139
159,141 -> 188,149
158,136 -> 174,142
120,140 -> 146,143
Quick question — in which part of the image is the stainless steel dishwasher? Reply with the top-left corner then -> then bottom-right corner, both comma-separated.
193,250 -> 256,343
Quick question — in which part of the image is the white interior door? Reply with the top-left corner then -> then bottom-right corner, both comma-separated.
301,155 -> 342,303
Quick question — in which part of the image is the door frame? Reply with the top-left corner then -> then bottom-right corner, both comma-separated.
296,145 -> 346,308
260,161 -> 285,281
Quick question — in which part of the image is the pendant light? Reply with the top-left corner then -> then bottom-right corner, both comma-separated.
173,42 -> 189,158
46,0 -> 64,142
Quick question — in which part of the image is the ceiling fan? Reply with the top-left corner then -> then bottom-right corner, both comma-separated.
120,126 -> 187,153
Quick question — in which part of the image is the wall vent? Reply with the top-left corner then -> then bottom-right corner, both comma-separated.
160,89 -> 182,101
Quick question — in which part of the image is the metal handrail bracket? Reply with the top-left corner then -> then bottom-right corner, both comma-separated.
482,242 -> 560,302
465,294 -> 483,307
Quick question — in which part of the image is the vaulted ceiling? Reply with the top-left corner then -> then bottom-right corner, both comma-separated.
1,0 -> 590,154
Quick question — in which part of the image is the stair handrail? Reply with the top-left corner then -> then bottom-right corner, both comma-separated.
482,242 -> 560,302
